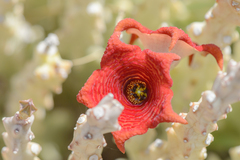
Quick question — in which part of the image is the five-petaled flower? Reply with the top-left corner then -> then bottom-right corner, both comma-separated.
77,18 -> 223,153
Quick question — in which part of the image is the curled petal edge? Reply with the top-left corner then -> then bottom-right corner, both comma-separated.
104,18 -> 223,70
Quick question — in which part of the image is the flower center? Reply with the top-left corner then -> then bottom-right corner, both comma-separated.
125,80 -> 147,105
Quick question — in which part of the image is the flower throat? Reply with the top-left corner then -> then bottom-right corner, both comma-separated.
125,80 -> 147,105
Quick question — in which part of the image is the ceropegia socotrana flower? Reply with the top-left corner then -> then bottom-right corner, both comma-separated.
77,18 -> 223,153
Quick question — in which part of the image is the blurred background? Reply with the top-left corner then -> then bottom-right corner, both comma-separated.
0,0 -> 240,160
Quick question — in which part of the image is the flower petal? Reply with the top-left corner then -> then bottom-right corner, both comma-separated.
77,48 -> 187,153
195,44 -> 223,70
114,18 -> 223,69
110,50 -> 187,153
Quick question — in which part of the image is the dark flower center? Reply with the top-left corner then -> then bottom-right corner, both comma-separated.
125,80 -> 148,105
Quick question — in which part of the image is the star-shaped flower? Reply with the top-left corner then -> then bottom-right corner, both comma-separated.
77,18 -> 223,153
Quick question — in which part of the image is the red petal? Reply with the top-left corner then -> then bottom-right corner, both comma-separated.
153,27 -> 195,52
189,54 -> 194,66
129,34 -> 139,45
77,69 -> 103,108
77,48 -> 187,153
114,18 -> 223,70
195,44 -> 223,70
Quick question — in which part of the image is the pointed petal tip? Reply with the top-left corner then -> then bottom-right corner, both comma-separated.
196,44 -> 223,70
168,112 -> 188,125
160,106 -> 188,125
76,91 -> 82,103
129,34 -> 139,45
112,127 -> 149,154
170,53 -> 181,62
114,137 -> 126,153
178,117 -> 188,124
76,90 -> 90,107
188,54 -> 194,67
118,145 -> 126,154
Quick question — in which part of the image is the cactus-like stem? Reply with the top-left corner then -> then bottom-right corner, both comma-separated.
187,0 -> 240,49
68,93 -> 124,160
140,59 -> 240,160
229,145 -> 240,160
5,33 -> 72,119
3,3 -> 42,55
1,99 -> 41,160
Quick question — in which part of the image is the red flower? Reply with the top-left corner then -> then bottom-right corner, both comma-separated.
77,18 -> 223,153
